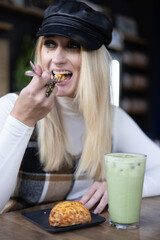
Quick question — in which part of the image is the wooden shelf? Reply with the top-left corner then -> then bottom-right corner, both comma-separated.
0,21 -> 13,31
122,86 -> 148,91
0,2 -> 43,18
122,61 -> 148,69
125,109 -> 148,115
124,34 -> 148,45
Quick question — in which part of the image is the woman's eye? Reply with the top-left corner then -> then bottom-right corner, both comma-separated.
43,40 -> 55,48
68,41 -> 80,49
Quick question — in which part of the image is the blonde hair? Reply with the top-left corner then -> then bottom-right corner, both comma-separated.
35,36 -> 112,180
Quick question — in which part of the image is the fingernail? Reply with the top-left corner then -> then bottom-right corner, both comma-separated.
30,60 -> 36,71
25,70 -> 35,77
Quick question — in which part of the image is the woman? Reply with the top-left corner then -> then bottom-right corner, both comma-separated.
0,0 -> 160,214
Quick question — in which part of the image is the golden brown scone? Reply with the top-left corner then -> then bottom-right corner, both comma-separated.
49,201 -> 91,227
54,73 -> 66,82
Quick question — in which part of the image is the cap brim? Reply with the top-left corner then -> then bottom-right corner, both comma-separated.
36,25 -> 103,50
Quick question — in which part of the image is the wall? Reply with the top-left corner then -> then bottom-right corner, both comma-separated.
91,0 -> 160,140
151,0 -> 160,140
0,5 -> 42,92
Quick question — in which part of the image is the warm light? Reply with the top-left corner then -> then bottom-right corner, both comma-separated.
111,59 -> 120,107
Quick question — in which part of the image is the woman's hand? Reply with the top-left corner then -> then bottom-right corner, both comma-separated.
76,181 -> 108,214
11,64 -> 58,127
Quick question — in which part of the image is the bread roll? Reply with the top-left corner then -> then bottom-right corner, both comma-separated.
49,201 -> 91,227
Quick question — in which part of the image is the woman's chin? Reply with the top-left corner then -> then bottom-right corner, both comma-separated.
56,85 -> 76,98
56,90 -> 75,98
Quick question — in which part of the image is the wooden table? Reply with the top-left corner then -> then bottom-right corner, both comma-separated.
0,196 -> 160,240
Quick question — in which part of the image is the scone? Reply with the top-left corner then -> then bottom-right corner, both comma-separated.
49,201 -> 91,227
54,73 -> 66,82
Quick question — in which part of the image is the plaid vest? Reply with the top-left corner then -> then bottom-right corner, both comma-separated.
3,128 -> 85,213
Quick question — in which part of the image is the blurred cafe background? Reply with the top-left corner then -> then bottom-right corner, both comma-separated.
0,0 -> 160,143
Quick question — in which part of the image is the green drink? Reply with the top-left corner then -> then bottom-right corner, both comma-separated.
105,153 -> 146,229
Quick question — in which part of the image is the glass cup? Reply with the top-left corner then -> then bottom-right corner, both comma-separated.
104,153 -> 146,230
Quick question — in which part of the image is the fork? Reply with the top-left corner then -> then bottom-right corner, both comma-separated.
25,61 -> 59,97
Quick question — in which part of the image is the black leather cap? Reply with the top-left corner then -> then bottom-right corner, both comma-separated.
36,0 -> 113,50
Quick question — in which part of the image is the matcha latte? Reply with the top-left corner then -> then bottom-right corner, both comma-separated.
105,153 -> 146,229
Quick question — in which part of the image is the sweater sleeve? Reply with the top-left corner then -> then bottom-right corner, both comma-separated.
0,94 -> 34,212
112,106 -> 160,197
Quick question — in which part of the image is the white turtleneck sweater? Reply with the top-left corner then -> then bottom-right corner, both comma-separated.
0,93 -> 160,212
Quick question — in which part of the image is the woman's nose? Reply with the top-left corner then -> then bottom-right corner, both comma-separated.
51,47 -> 67,65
